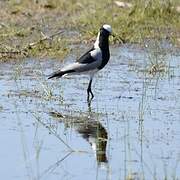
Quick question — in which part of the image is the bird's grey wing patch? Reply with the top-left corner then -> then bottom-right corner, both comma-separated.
77,59 -> 102,72
61,63 -> 82,72
61,59 -> 102,73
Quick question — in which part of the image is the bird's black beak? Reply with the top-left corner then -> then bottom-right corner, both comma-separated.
111,33 -> 115,37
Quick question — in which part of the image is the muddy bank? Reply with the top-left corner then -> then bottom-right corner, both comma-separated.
0,0 -> 180,60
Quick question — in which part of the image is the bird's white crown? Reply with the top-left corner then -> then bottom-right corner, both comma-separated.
103,24 -> 112,33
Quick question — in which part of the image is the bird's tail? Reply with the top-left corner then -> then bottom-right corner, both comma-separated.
48,70 -> 75,79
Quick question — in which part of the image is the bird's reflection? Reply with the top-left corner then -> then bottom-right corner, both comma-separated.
76,118 -> 108,164
49,111 -> 108,165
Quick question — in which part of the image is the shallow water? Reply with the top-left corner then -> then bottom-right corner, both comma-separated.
0,43 -> 180,180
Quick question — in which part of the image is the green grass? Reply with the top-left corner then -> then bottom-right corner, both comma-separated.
0,0 -> 179,60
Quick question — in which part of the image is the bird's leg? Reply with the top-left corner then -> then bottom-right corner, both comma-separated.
87,78 -> 94,102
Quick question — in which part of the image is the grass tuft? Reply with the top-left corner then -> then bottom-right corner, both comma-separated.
0,0 -> 179,60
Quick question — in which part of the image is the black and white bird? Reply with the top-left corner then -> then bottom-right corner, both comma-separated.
48,24 -> 112,101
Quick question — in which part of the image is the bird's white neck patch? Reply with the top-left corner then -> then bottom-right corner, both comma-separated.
94,32 -> 100,49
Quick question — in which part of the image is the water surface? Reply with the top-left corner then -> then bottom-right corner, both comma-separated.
0,43 -> 180,180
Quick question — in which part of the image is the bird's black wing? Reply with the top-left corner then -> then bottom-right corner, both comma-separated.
76,47 -> 97,64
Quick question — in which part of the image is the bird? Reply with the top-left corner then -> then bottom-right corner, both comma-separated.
48,24 -> 112,102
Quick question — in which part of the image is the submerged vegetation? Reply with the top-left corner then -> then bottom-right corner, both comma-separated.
0,0 -> 179,59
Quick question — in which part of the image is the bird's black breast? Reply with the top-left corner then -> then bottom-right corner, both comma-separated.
76,47 -> 97,64
97,50 -> 110,70
97,32 -> 110,70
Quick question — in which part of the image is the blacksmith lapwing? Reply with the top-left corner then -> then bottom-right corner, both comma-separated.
48,24 -> 112,101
